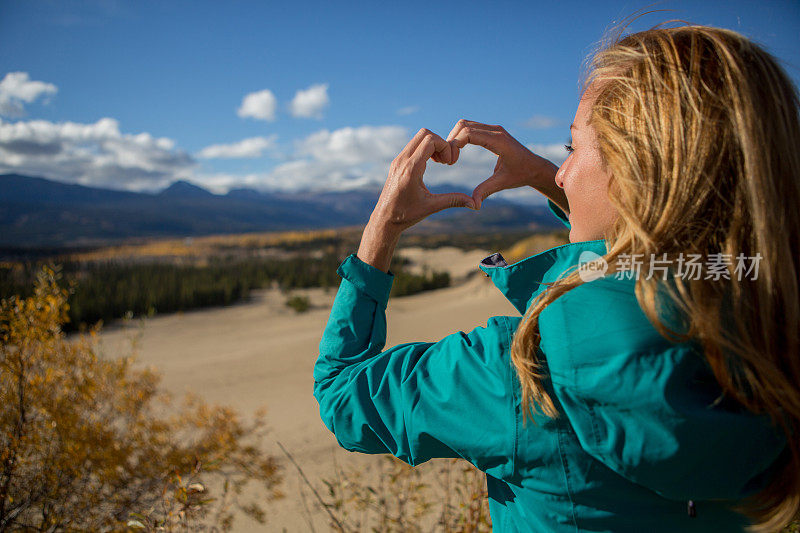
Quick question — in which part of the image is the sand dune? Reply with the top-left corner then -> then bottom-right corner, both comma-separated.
88,247 -> 521,531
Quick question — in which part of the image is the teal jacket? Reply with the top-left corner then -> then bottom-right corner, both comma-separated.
313,199 -> 788,532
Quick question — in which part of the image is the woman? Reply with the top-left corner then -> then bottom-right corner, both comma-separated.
313,24 -> 799,532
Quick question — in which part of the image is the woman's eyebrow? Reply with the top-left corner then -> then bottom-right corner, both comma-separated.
570,123 -> 576,131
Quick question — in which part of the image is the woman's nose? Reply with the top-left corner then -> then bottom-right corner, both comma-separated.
555,167 -> 565,189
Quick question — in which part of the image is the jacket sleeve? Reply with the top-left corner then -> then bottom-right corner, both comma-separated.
313,253 -> 517,479
538,278 -> 788,501
547,198 -> 571,229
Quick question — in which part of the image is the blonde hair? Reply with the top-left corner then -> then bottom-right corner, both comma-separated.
510,22 -> 800,531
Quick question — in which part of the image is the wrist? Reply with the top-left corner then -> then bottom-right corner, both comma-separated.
528,158 -> 559,191
366,208 -> 404,233
357,218 -> 402,273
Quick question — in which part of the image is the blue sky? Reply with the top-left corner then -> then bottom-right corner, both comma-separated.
0,0 -> 798,203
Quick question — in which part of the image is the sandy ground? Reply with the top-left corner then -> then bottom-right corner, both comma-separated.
82,247 -> 521,531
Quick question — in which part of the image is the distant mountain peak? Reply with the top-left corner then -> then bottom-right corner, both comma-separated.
0,173 -> 561,250
159,180 -> 215,198
225,187 -> 265,199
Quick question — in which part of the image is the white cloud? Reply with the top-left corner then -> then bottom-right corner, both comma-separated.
183,171 -> 267,195
253,125 -> 406,191
295,125 -> 406,165
396,105 -> 419,116
0,109 -> 569,200
288,83 -> 329,119
522,114 -> 559,129
204,128 -> 570,196
0,116 -> 196,191
0,72 -> 58,117
237,89 -> 277,122
196,135 -> 277,159
269,160 -> 380,191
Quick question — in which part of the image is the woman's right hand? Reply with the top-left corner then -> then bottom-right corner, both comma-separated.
445,119 -> 559,209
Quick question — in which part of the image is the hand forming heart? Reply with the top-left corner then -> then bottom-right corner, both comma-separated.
369,119 -> 559,234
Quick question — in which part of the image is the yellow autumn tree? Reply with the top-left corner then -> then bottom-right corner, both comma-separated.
0,264 -> 283,531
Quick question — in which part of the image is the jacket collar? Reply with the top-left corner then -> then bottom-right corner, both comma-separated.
479,238 -> 608,315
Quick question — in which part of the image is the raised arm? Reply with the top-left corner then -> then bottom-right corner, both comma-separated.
527,158 -> 570,218
313,253 -> 518,478
313,126 -> 518,475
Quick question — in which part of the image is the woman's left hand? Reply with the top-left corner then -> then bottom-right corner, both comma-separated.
370,127 -> 476,232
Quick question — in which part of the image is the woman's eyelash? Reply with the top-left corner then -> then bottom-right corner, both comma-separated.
564,144 -> 574,153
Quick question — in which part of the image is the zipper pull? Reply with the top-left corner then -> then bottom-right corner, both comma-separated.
687,500 -> 697,518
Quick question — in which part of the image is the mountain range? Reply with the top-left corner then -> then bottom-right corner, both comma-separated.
0,173 -> 561,251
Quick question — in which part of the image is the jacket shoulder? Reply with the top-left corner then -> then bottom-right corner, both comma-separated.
538,275 -> 676,379
535,275 -> 787,500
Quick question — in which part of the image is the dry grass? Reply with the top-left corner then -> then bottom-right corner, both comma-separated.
281,447 -> 492,533
503,230 -> 570,264
53,226 -> 364,263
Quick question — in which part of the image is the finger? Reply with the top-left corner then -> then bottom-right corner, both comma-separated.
398,127 -> 432,161
436,134 -> 454,164
446,119 -> 504,142
432,140 -> 454,164
409,136 -> 435,178
446,119 -> 466,142
450,126 -> 505,156
429,192 -> 476,213
410,131 -> 452,172
448,140 -> 460,165
471,173 -> 506,210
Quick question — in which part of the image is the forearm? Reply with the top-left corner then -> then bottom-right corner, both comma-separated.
531,160 -> 570,217
315,253 -> 393,382
356,215 -> 402,274
314,252 -> 394,441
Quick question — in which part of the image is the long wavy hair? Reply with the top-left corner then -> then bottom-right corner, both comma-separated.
510,22 -> 800,531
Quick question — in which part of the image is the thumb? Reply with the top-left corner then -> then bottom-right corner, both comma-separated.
429,192 -> 476,213
471,173 -> 505,210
